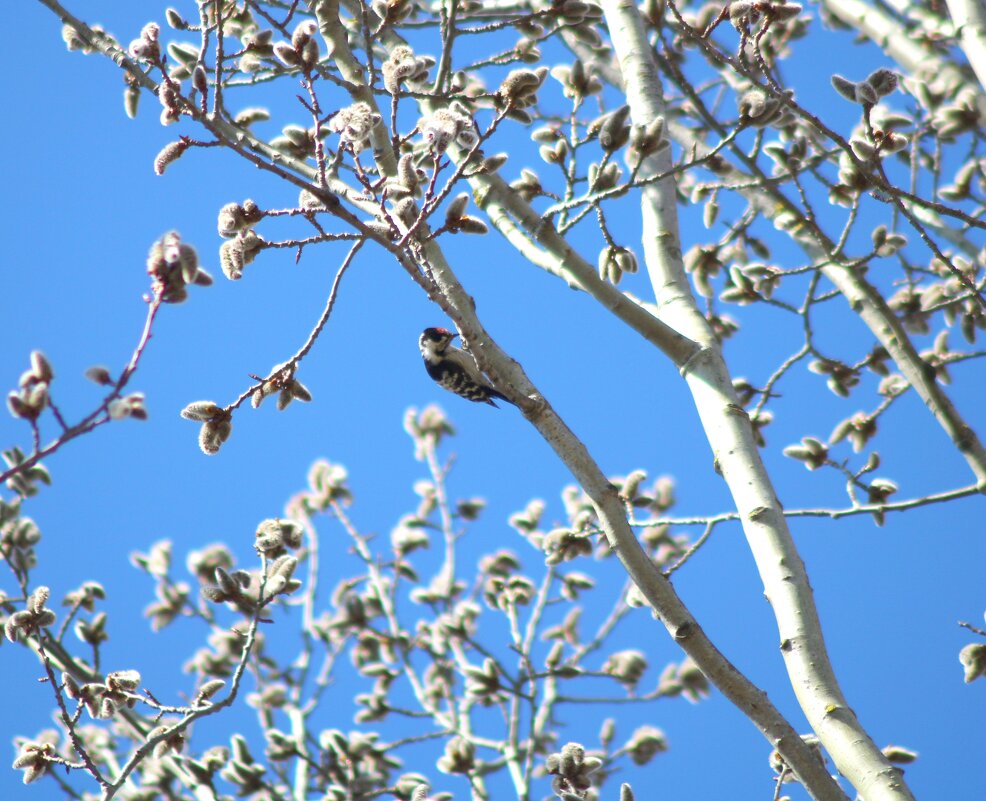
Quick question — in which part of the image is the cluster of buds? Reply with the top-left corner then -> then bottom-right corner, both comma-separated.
384,153 -> 427,199
158,77 -> 183,126
494,67 -> 548,123
108,392 -> 148,421
850,127 -> 908,162
932,86 -> 985,139
219,230 -> 264,281
147,230 -> 213,302
62,22 -> 103,54
419,102 -> 479,154
961,643 -> 986,682
273,21 -> 321,72
180,401 -> 233,455
625,726 -> 667,765
516,1 -> 602,44
201,554 -> 301,613
463,658 -> 505,704
0,502 -> 42,565
294,460 -> 353,515
403,405 -> 455,460
729,0 -> 802,31
834,107 -> 909,194
390,515 -> 430,556
866,476 -> 899,508
830,411 -> 878,452
718,262 -> 781,304
329,102 -> 381,154
542,527 -> 594,564
219,736 -> 267,795
324,584 -> 383,634
386,196 -> 419,234
270,123 -> 328,160
657,656 -> 710,702
128,22 -> 161,62
737,88 -> 790,127
808,357 -> 861,397
381,45 -> 432,94
603,650 -> 648,689
832,67 -> 898,107
180,361 -> 312,455
437,736 -> 475,774
552,0 -> 603,25
593,106 -> 631,153
251,362 -> 313,411
65,669 -> 142,719
12,735 -> 58,785
7,352 -> 53,422
684,242 -> 726,297
627,115 -> 670,164
538,136 -> 568,166
218,199 -> 264,238
253,518 -> 304,555
146,724 -> 188,760
598,245 -> 638,285
483,573 -> 535,610
166,40 -> 199,78
782,436 -> 829,470
510,168 -> 543,202
238,28 -> 275,73
443,193 -> 489,234
4,586 -> 55,643
551,58 -> 602,101
545,742 -> 603,796
371,0 -> 416,24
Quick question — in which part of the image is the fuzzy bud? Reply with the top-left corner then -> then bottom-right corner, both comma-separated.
166,8 -> 188,29
419,110 -> 459,154
831,74 -> 858,103
382,45 -> 419,94
158,79 -> 183,125
598,106 -> 631,152
496,67 -> 548,108
192,65 -> 208,96
124,86 -> 140,119
854,81 -> 878,106
274,41 -> 299,67
865,68 -> 898,98
154,140 -> 189,175
199,418 -> 233,455
445,193 -> 470,224
329,102 -> 380,154
129,23 -> 161,62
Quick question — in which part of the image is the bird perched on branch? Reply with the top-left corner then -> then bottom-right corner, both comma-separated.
418,327 -> 514,407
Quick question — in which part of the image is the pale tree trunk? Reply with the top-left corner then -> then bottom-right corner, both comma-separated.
945,0 -> 986,93
598,2 -> 918,799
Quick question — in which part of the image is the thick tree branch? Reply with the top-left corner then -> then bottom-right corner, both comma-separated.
404,240 -> 849,801
946,0 -> 986,93
597,1 -> 916,799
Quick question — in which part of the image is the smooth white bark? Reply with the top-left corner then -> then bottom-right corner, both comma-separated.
946,0 -> 986,92
825,0 -> 986,103
598,2 -> 918,799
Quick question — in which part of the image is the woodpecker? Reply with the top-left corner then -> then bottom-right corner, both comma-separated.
419,327 -> 514,407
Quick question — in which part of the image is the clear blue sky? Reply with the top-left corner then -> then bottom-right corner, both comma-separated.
2,3 -> 984,800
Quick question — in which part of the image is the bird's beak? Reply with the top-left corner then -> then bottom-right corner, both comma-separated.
449,332 -> 460,339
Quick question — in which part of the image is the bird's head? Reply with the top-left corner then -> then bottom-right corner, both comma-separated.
419,327 -> 458,357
